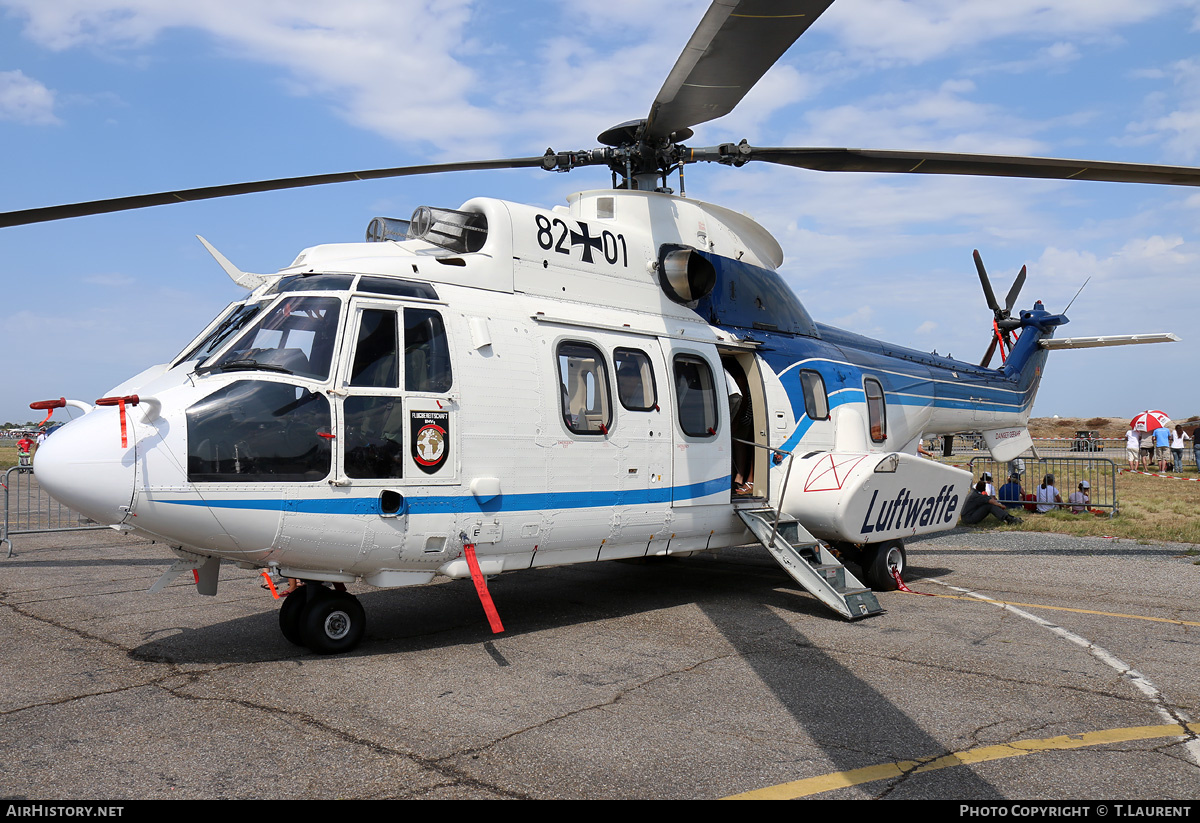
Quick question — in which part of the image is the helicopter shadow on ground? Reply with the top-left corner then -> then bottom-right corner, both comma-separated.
126,551 -> 1001,797
128,551 -> 807,665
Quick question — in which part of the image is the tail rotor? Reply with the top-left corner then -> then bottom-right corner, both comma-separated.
974,249 -> 1026,368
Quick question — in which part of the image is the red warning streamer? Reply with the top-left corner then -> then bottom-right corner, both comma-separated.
890,564 -> 913,593
29,397 -> 66,427
463,542 -> 505,634
95,395 -> 140,448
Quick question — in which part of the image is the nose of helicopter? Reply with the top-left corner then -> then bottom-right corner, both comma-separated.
34,410 -> 137,527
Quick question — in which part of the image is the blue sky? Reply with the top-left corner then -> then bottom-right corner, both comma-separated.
2,0 -> 1199,426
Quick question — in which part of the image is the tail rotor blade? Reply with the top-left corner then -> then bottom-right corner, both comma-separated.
980,334 -> 999,368
1004,265 -> 1027,313
974,249 -> 1001,312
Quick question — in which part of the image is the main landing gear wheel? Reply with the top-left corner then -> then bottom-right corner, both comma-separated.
300,589 -> 366,655
862,540 -> 906,592
278,586 -> 308,646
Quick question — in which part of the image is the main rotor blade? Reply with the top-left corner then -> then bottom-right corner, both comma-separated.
0,156 -> 549,228
644,0 -> 834,142
741,147 -> 1200,186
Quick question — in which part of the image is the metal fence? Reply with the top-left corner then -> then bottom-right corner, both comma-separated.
2,466 -> 106,557
966,456 -> 1119,517
931,435 -> 1199,468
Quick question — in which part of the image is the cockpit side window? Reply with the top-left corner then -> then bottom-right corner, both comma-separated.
209,295 -> 342,380
404,308 -> 452,392
186,381 -> 332,482
349,309 -> 399,388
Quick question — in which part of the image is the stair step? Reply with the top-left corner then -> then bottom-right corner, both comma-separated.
736,508 -> 883,621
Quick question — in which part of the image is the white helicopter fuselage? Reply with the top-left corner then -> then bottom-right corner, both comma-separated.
34,188 -> 1051,592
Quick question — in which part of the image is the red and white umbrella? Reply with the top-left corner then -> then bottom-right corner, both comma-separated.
1131,410 -> 1171,432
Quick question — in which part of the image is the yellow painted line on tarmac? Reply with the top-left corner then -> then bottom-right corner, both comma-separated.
725,722 -> 1200,799
901,589 -> 1200,627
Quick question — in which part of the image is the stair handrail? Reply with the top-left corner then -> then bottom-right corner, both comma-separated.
733,438 -> 796,549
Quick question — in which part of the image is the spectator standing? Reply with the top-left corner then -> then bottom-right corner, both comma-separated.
1153,424 -> 1172,471
1125,426 -> 1141,471
1170,425 -> 1190,473
1139,430 -> 1155,470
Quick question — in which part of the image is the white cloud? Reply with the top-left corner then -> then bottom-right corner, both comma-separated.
819,0 -> 1184,65
0,70 -> 59,124
1124,58 -> 1200,160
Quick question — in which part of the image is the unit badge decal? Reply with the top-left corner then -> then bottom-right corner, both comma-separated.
410,411 -> 449,474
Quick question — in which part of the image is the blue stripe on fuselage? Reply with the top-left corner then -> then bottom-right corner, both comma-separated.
151,474 -> 732,516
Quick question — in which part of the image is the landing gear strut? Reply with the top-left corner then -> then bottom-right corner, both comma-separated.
278,584 -> 366,654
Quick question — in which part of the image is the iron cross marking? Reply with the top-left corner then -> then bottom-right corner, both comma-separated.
569,221 -> 604,264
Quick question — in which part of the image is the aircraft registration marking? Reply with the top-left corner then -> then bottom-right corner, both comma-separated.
534,215 -> 628,266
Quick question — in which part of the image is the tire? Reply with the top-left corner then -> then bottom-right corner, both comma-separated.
862,540 -> 906,591
300,590 -> 366,655
278,585 -> 309,646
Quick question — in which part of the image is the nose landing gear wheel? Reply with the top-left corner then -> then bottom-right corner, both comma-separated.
862,540 -> 906,591
300,590 -> 366,655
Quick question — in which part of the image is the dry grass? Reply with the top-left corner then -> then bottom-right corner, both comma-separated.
978,470 -> 1200,546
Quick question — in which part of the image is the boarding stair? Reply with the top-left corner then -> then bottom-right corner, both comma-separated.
736,507 -> 883,620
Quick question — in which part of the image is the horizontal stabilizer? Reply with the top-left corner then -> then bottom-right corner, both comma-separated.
1040,333 -> 1179,350
983,426 -> 1032,463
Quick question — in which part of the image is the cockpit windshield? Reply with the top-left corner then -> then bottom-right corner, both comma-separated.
177,301 -> 266,365
203,295 -> 342,381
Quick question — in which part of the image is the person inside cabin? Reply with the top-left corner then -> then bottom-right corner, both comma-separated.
998,472 -> 1025,509
1035,473 -> 1062,513
961,480 -> 1022,526
725,361 -> 755,496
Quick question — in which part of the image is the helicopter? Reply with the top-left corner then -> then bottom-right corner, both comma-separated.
4,0 -> 1192,654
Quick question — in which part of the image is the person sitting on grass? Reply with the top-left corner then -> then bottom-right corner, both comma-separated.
1068,480 -> 1091,514
1035,473 -> 1062,513
998,472 -> 1025,509
960,480 -> 1022,526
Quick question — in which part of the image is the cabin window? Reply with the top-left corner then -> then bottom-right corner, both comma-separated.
613,348 -> 657,411
186,381 -> 332,482
404,308 -> 453,393
800,370 -> 829,420
343,396 -> 404,479
208,295 -> 342,381
349,309 -> 399,388
558,342 -> 612,435
673,354 -> 719,438
865,377 -> 887,442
